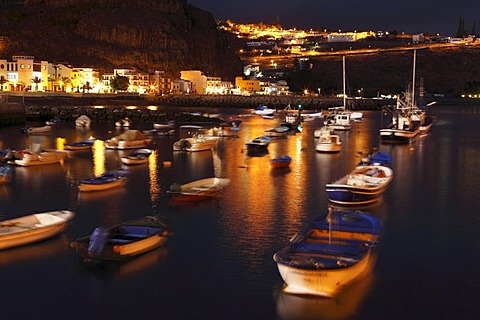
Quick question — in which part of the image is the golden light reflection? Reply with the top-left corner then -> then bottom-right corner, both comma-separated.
148,151 -> 160,211
92,140 -> 106,176
125,106 -> 138,110
147,106 -> 158,111
93,105 -> 104,109
56,137 -> 66,150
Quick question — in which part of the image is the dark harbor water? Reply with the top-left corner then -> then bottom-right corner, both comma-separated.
1,105 -> 480,319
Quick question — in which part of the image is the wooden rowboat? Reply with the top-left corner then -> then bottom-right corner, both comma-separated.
167,177 -> 230,201
0,210 -> 75,250
70,215 -> 170,261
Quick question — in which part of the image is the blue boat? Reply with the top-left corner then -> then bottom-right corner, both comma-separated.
270,155 -> 292,168
79,169 -> 130,192
245,136 -> 272,150
64,139 -> 95,151
273,209 -> 382,297
358,150 -> 392,166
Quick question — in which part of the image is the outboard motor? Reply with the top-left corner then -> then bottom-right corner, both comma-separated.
88,227 -> 109,255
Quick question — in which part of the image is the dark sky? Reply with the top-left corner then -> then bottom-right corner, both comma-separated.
188,0 -> 478,36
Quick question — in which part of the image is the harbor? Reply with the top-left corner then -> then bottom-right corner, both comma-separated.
0,103 -> 480,319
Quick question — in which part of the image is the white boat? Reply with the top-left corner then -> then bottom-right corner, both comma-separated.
326,165 -> 393,205
23,125 -> 52,135
75,115 -> 91,128
12,150 -> 67,166
380,50 -> 432,142
0,210 -> 75,250
273,209 -> 382,297
265,126 -> 289,137
254,105 -> 275,116
167,177 -> 230,201
315,127 -> 341,153
153,121 -> 175,130
105,130 -> 152,150
173,134 -> 219,152
79,169 -> 129,192
115,117 -> 131,128
121,149 -> 153,165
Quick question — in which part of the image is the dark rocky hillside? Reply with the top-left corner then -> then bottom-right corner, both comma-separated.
0,0 -> 243,80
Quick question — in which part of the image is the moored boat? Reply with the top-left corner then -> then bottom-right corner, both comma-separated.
173,134 -> 220,152
75,115 -> 91,128
273,208 -> 382,297
70,215 -> 169,261
0,210 -> 75,250
11,150 -> 67,166
315,126 -> 341,153
121,148 -> 153,165
326,165 -> 393,205
270,155 -> 292,168
22,125 -> 52,135
0,166 -> 12,183
245,136 -> 272,150
63,139 -> 95,151
79,169 -> 129,192
167,177 -> 230,201
105,130 -> 152,150
115,117 -> 131,128
265,126 -> 290,137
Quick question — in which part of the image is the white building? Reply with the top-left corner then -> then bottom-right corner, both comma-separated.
0,55 -> 48,91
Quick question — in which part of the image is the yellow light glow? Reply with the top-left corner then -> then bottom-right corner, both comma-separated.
147,106 -> 158,111
92,140 -> 106,177
56,137 -> 66,150
94,105 -> 104,109
125,106 -> 137,110
148,151 -> 160,209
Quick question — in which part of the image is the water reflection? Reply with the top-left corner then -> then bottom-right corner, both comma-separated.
276,272 -> 375,320
148,150 -> 160,213
92,140 -> 106,176
0,236 -> 69,267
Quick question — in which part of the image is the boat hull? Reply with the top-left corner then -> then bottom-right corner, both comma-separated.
379,128 -> 419,143
275,250 -> 373,297
326,187 -> 386,205
79,177 -> 126,192
0,211 -> 74,250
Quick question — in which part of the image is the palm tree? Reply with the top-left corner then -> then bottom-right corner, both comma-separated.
0,76 -> 8,91
31,76 -> 43,92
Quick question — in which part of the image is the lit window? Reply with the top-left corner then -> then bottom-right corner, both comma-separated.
21,64 -> 25,69
27,64 -> 31,69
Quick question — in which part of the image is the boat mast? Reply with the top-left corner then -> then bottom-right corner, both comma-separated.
343,55 -> 346,108
411,49 -> 416,107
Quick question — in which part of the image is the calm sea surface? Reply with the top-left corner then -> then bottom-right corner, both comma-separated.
1,104 -> 480,320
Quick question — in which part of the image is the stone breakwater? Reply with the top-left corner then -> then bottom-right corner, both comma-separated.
13,93 -> 393,124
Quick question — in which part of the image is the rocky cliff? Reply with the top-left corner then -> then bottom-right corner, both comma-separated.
0,0 -> 243,80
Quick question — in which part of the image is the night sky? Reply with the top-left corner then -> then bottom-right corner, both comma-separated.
188,0 -> 478,36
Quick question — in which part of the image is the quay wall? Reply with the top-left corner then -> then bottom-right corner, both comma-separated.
0,95 -> 26,126
5,92 -> 397,124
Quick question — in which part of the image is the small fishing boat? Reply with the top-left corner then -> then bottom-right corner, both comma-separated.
105,130 -> 152,150
75,115 -> 91,128
121,149 -> 152,165
167,177 -> 230,201
265,126 -> 290,137
115,117 -> 131,128
254,105 -> 275,116
45,117 -> 61,126
0,210 -> 75,250
273,208 -> 382,297
78,169 -> 130,192
22,125 -> 52,135
70,215 -> 169,261
63,139 -> 95,151
270,155 -> 292,168
358,150 -> 392,166
315,127 -> 341,153
0,166 -> 12,183
245,136 -> 272,150
153,121 -> 175,130
11,150 -> 67,166
326,165 -> 393,205
173,134 -> 219,152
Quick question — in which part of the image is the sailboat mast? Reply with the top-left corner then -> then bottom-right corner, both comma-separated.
412,50 -> 416,107
343,56 -> 346,107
